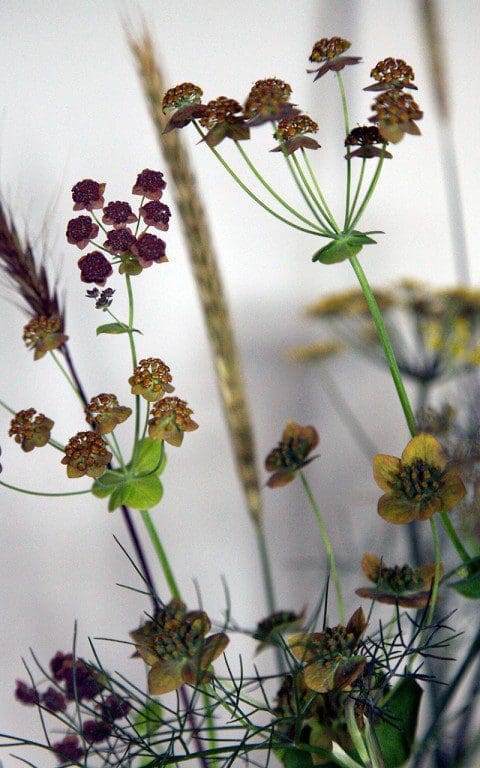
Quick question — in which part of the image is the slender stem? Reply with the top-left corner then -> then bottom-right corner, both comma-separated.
49,350 -> 85,406
349,255 -> 417,436
345,700 -> 369,765
426,517 -> 441,627
300,149 -> 340,232
348,151 -> 386,230
109,431 -> 126,472
105,307 -> 126,326
346,158 -> 367,230
336,73 -> 352,229
62,344 -> 90,406
289,151 -> 336,232
0,479 -> 91,497
125,274 -> 141,457
234,140 -> 329,233
440,511 -> 471,564
299,471 -> 345,624
140,509 -> 181,600
193,122 -> 327,237
141,401 -> 151,442
255,521 -> 285,673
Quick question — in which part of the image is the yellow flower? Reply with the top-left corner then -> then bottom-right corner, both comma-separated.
373,433 -> 466,524
356,553 -> 443,608
289,608 -> 367,694
130,599 -> 229,695
61,431 -> 112,479
129,358 -> 174,402
148,396 -> 198,447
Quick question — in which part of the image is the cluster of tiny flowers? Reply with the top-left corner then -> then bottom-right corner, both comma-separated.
15,651 -> 131,764
85,393 -> 132,435
22,314 -> 68,360
366,58 -> 422,143
308,36 -> 362,80
61,431 -> 112,479
344,125 -> 392,159
86,286 -> 115,310
67,170 -> 171,284
9,408 -> 54,452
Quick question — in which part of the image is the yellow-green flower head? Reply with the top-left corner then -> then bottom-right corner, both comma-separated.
148,396 -> 198,446
61,431 -> 112,479
9,408 -> 54,452
129,358 -> 174,402
289,608 -> 367,694
265,421 -> 319,488
356,553 -> 443,608
130,599 -> 229,695
22,314 -> 68,360
374,433 -> 466,524
369,90 -> 423,144
85,393 -> 132,435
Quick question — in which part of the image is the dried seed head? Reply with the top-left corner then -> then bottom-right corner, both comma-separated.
66,215 -> 99,249
129,358 -> 174,402
244,78 -> 292,121
23,314 -> 68,360
265,422 -> 319,487
9,408 -> 54,452
370,57 -> 415,86
77,251 -> 113,286
199,97 -> 243,130
162,82 -> 203,113
309,37 -> 351,62
277,115 -> 318,139
148,396 -> 199,446
85,393 -> 132,434
61,431 -> 112,479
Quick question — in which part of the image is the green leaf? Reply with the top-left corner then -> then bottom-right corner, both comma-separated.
312,231 -> 377,265
91,470 -> 125,499
108,484 -> 127,512
375,679 -> 422,768
449,556 -> 480,598
133,438 -> 167,476
122,474 -> 163,510
134,699 -> 163,738
96,322 -> 142,336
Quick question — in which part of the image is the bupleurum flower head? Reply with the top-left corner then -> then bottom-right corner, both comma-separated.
139,201 -> 171,231
85,393 -> 132,435
77,251 -> 113,286
128,358 -> 174,402
244,78 -> 298,126
9,408 -> 54,452
199,96 -> 249,147
374,433 -> 466,524
271,114 -> 321,154
71,179 -> 106,211
308,37 -> 362,80
369,90 -> 423,143
253,608 -> 306,653
61,431 -> 112,479
130,598 -> 229,695
356,553 -> 443,608
265,421 -> 319,488
104,227 -> 136,254
344,126 -> 393,159
148,396 -> 199,446
131,232 -> 168,268
289,607 -> 367,693
102,200 -> 137,228
162,84 -> 209,132
66,215 -> 99,249
132,169 -> 167,200
23,314 -> 68,360
365,57 -> 417,92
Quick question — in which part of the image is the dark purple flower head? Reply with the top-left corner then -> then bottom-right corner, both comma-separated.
66,216 -> 99,249
131,232 -> 168,268
104,227 -> 136,254
99,693 -> 131,721
139,200 -> 171,231
50,651 -> 73,681
71,179 -> 105,211
63,658 -> 104,701
132,169 -> 166,201
102,200 -> 137,228
78,252 -> 113,286
15,680 -> 39,705
53,735 -> 84,764
82,718 -> 112,744
41,686 -> 67,713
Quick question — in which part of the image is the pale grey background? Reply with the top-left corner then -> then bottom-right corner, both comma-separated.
0,1 -> 479,765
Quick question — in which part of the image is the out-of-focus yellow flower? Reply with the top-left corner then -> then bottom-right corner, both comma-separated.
356,552 -> 443,608
265,421 -> 319,488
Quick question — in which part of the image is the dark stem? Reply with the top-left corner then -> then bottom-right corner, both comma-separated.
61,343 -> 90,406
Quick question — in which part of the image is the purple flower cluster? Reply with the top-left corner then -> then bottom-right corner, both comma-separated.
66,169 -> 171,287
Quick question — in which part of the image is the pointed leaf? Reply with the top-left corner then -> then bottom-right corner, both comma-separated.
108,484 -> 127,512
91,470 -> 125,499
134,438 -> 167,476
374,678 -> 422,768
96,322 -> 142,335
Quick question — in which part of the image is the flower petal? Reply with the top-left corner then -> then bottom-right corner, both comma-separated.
417,496 -> 441,521
373,454 -> 401,492
378,494 -> 417,525
360,553 -> 382,583
148,660 -> 184,695
200,632 -> 229,667
345,607 -> 367,642
417,562 -> 443,588
401,433 -> 446,470
303,660 -> 338,693
439,471 -> 467,513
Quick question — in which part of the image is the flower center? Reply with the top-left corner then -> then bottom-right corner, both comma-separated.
396,460 -> 443,501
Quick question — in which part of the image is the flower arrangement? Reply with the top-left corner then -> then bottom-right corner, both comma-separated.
1,13 -> 480,768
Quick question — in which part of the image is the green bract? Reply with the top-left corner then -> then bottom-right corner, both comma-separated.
312,231 -> 377,265
449,557 -> 480,599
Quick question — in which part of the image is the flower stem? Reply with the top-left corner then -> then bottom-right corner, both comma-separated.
125,273 -> 141,459
349,254 -> 417,437
0,479 -> 91,497
346,158 -> 367,229
234,140 -> 329,233
336,73 -> 352,229
140,509 -> 181,599
426,517 -> 441,627
289,151 -> 336,233
440,511 -> 471,564
49,350 -> 85,406
348,150 -> 386,230
300,149 -> 340,232
299,471 -> 345,624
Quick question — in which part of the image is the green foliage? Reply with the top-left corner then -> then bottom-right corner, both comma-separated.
449,556 -> 480,598
312,231 -> 377,265
92,438 -> 166,511
96,322 -> 142,335
374,679 -> 422,768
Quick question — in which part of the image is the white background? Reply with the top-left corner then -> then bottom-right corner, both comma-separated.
1,1 -> 479,765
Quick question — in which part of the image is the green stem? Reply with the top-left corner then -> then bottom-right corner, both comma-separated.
234,140 -> 329,233
193,122 -> 326,237
0,479 -> 91,497
345,700 -> 369,765
125,274 -> 141,458
348,150 -> 386,230
49,350 -> 85,406
346,158 -> 367,229
336,73 -> 352,228
440,511 -> 471,564
109,431 -> 126,472
140,509 -> 181,600
141,401 -> 151,442
289,150 -> 336,232
426,517 -> 441,627
349,255 -> 417,436
300,149 -> 340,232
299,471 -> 345,624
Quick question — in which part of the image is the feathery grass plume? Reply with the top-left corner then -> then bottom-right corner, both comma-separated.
127,28 -> 263,528
0,201 -> 63,323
